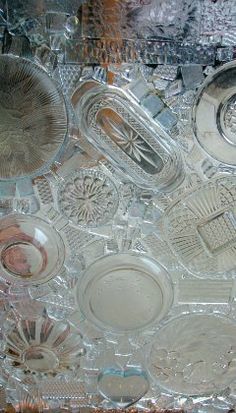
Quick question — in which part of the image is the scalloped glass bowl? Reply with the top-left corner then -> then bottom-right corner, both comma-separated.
0,55 -> 68,180
2,315 -> 85,379
0,214 -> 65,286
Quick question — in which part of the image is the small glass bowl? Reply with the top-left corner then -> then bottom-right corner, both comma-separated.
0,214 -> 65,286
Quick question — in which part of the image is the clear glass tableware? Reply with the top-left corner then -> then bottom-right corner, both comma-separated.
0,214 -> 65,286
163,176 -> 236,277
57,169 -> 119,228
76,82 -> 184,192
97,367 -> 149,408
193,60 -> 236,166
148,313 -> 236,396
2,314 -> 85,381
77,252 -> 174,334
0,55 -> 68,180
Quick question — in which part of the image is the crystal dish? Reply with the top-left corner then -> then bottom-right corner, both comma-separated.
193,61 -> 236,166
0,214 -> 65,286
77,253 -> 174,333
0,55 -> 68,180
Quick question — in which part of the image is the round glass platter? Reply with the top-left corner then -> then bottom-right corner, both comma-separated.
0,55 -> 68,180
77,253 -> 174,334
148,313 -> 236,396
192,61 -> 236,166
0,214 -> 65,286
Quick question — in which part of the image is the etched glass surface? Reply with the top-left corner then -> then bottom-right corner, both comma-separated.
148,314 -> 236,395
0,55 -> 67,179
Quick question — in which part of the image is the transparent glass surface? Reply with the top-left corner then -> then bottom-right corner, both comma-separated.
0,55 -> 68,180
2,315 -> 85,379
57,169 -> 119,227
148,313 -> 236,395
0,214 -> 65,285
193,61 -> 236,166
163,176 -> 236,277
77,253 -> 173,333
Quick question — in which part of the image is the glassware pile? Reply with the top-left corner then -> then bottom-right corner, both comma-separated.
0,1 -> 236,412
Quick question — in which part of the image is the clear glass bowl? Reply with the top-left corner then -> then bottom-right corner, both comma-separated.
77,252 -> 174,333
0,55 -> 68,180
0,214 -> 65,286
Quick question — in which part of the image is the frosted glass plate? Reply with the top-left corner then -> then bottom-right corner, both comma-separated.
77,253 -> 173,333
163,176 -> 236,277
0,214 -> 65,286
193,61 -> 236,165
148,313 -> 236,395
0,55 -> 68,180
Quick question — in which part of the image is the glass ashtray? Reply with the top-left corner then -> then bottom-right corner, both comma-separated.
77,252 -> 174,333
0,214 -> 65,286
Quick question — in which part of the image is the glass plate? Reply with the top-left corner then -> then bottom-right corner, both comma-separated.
148,313 -> 236,395
0,55 -> 68,180
193,61 -> 236,166
77,252 -> 174,333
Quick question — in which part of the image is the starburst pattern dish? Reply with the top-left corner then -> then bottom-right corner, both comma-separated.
57,169 -> 119,227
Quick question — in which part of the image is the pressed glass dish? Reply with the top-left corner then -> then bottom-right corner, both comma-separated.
0,214 -> 65,286
163,176 -> 236,277
57,169 -> 119,228
0,55 -> 68,180
76,82 -> 184,192
193,61 -> 236,166
148,313 -> 236,396
2,315 -> 85,380
77,252 -> 174,333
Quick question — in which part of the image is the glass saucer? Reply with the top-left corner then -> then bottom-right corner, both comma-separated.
0,214 -> 65,286
0,55 -> 68,180
193,61 -> 236,165
148,313 -> 236,395
77,253 -> 173,333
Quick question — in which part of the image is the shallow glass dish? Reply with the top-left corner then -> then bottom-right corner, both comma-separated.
0,55 -> 68,180
76,82 -> 184,192
77,252 -> 174,333
148,313 -> 236,396
163,176 -> 236,277
0,214 -> 65,286
193,61 -> 236,166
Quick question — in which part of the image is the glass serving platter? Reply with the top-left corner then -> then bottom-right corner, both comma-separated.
0,1 -> 236,413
